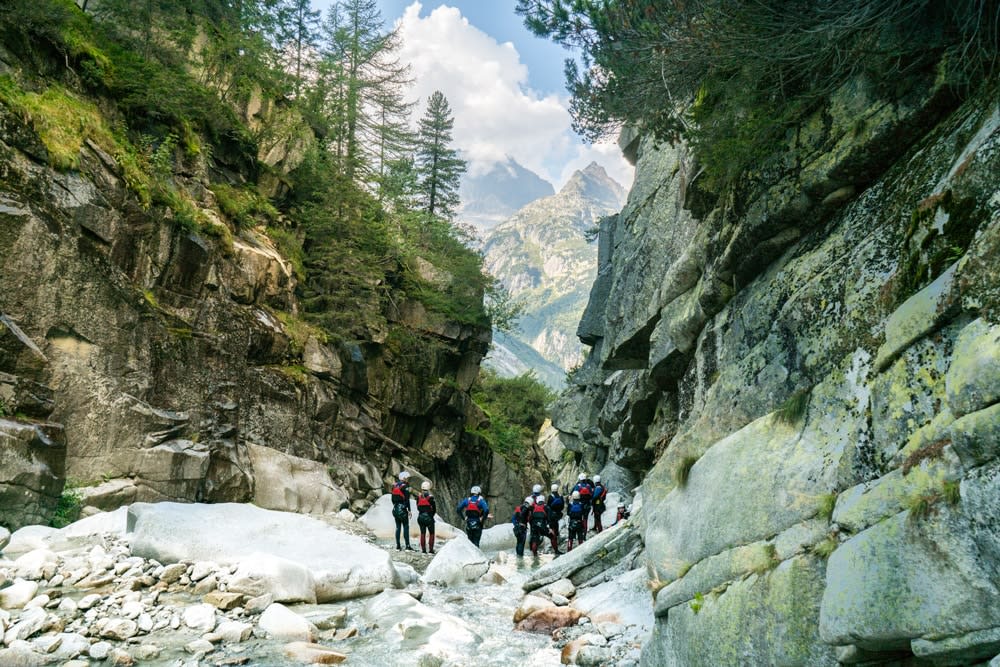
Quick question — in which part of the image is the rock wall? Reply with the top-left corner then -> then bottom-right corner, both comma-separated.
0,55 -> 529,531
557,71 -> 1000,665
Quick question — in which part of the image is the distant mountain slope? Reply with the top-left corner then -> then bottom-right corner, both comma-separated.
484,331 -> 567,390
458,158 -> 554,237
481,162 -> 625,384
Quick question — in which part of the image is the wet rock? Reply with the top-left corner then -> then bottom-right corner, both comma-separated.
421,532 -> 489,586
259,603 -> 315,641
283,641 -> 347,664
304,607 -> 347,631
513,595 -> 555,623
515,606 -> 583,634
0,579 -> 38,609
182,603 -> 217,633
215,620 -> 253,643
547,578 -> 576,599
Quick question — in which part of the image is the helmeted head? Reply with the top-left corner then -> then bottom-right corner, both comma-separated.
551,483 -> 559,492
532,484 -> 542,494
594,475 -> 601,484
578,473 -> 586,481
572,491 -> 580,500
525,496 -> 534,505
399,471 -> 410,481
421,481 -> 431,491
470,485 -> 481,495
537,496 -> 546,504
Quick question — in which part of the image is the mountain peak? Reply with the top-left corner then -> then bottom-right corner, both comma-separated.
559,162 -> 626,208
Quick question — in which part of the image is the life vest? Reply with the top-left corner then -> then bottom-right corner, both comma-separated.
577,483 -> 592,501
391,482 -> 408,504
568,501 -> 584,520
417,493 -> 433,513
548,494 -> 564,513
464,497 -> 482,516
593,484 -> 606,505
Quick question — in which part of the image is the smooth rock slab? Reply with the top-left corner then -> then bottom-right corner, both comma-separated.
283,641 -> 347,664
129,502 -> 397,602
226,553 -> 316,604
0,579 -> 38,609
421,532 -> 488,587
945,318 -> 1000,416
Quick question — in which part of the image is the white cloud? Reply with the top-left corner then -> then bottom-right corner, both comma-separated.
396,2 -> 630,189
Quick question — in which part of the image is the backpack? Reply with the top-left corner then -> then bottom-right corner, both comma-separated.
548,494 -> 564,513
391,482 -> 407,504
593,484 -> 606,505
568,501 -> 584,520
577,483 -> 592,501
417,493 -> 433,513
530,502 -> 547,528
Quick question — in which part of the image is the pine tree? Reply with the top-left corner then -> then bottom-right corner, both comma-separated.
278,0 -> 321,99
415,91 -> 465,220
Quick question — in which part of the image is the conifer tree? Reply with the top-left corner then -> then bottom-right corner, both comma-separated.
415,91 -> 465,220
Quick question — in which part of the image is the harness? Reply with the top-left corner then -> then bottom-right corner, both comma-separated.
577,483 -> 592,502
593,485 -> 606,506
391,481 -> 408,504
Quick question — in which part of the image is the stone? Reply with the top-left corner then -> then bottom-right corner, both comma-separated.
89,640 -> 112,660
360,590 -> 479,657
214,620 -> 253,643
13,550 -> 57,581
576,645 -> 613,667
134,644 -> 161,660
100,618 -> 138,641
514,606 -> 583,634
945,318 -> 1000,416
2,527 -> 58,557
226,553 -> 316,604
304,607 -> 347,631
258,603 -> 315,642
50,633 -> 91,660
949,402 -> 1000,470
244,592 -> 273,614
477,524 -> 517,553
0,579 -> 38,609
247,444 -> 349,515
421,532 -> 489,587
513,595 -> 555,623
283,641 -> 347,664
23,595 -> 48,609
159,563 -> 187,583
193,573 -> 217,595
547,578 -> 576,599
182,603 -> 217,633
185,638 -> 215,654
3,606 -> 46,642
77,594 -> 101,610
129,502 -> 397,602
203,591 -> 243,610
911,625 -> 1000,665
120,600 -> 143,619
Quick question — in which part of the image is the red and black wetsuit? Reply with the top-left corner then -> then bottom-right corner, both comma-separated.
416,492 -> 437,553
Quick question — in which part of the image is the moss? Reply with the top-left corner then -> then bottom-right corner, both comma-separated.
0,76 -> 118,171
267,226 -> 305,281
677,561 -> 692,578
816,493 -> 837,521
276,364 -> 309,385
941,479 -> 961,505
749,543 -> 780,575
675,455 -> 699,488
211,183 -> 279,229
142,289 -> 159,309
275,311 -> 327,355
812,536 -> 838,559
166,327 -> 192,340
774,387 -> 811,426
689,592 -> 705,615
906,490 -> 940,521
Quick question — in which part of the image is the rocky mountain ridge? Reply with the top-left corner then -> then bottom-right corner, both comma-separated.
458,157 -> 554,238
482,162 -> 625,386
551,71 -> 1000,664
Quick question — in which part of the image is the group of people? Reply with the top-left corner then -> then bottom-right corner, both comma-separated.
388,470 -> 610,558
511,473 -> 608,558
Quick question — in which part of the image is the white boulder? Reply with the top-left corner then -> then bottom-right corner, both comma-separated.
571,568 -> 654,630
182,603 -> 217,633
477,524 -> 517,553
422,532 -> 489,586
259,603 -> 315,641
58,507 -> 129,541
128,502 -> 397,602
0,579 -> 38,609
360,495 -> 458,540
361,590 -> 480,658
2,526 -> 58,556
226,553 -> 316,604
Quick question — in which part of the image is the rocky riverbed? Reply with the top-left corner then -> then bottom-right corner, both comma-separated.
0,500 -> 650,666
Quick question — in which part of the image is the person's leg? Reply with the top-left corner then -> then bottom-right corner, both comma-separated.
549,518 -> 561,553
594,507 -> 603,533
404,517 -> 413,549
419,524 -> 427,552
395,517 -> 403,550
428,525 -> 435,553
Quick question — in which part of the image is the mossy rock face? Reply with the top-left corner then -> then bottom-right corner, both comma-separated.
820,460 -> 1000,654
646,556 -> 837,667
945,318 -> 1000,417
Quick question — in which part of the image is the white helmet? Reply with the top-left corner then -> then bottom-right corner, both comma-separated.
551,483 -> 559,492
532,484 -> 542,494
572,491 -> 580,499
594,475 -> 601,483
537,496 -> 546,504
525,496 -> 534,505
471,486 -> 481,495
421,481 -> 431,491
399,471 -> 410,480
578,473 -> 586,481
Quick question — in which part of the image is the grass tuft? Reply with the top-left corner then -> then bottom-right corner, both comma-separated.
906,491 -> 940,522
675,455 -> 699,488
816,493 -> 837,521
774,387 -> 811,426
813,536 -> 838,559
941,479 -> 961,506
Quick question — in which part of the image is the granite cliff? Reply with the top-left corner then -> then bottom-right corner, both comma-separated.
551,70 -> 1000,664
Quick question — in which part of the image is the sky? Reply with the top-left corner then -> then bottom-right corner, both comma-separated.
311,1 -> 635,190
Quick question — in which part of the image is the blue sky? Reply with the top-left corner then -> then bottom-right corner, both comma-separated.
309,1 -> 633,189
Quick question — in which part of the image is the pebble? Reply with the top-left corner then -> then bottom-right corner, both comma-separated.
89,640 -> 113,660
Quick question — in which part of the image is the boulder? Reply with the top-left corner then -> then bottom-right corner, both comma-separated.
572,568 -> 652,629
3,527 -> 58,556
360,494 -> 457,541
514,606 -> 582,634
477,523 -> 517,553
259,603 -> 315,642
0,579 -> 38,609
0,419 -> 66,531
422,532 -> 489,586
513,594 -> 555,623
128,502 -> 397,601
283,641 -> 347,664
182,603 -> 217,633
247,444 -> 349,515
360,590 -> 480,657
225,553 -> 316,604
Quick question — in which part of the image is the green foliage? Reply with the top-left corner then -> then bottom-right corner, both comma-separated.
416,91 -> 466,219
471,368 -> 555,465
774,387 -> 811,426
0,397 -> 9,418
50,483 -> 83,528
689,592 -> 704,615
516,0 -> 1000,189
211,184 -> 279,228
813,535 -> 838,559
267,227 -> 306,280
906,490 -> 940,522
942,480 -> 962,506
750,543 -> 780,575
816,493 -> 837,522
674,455 -> 698,488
